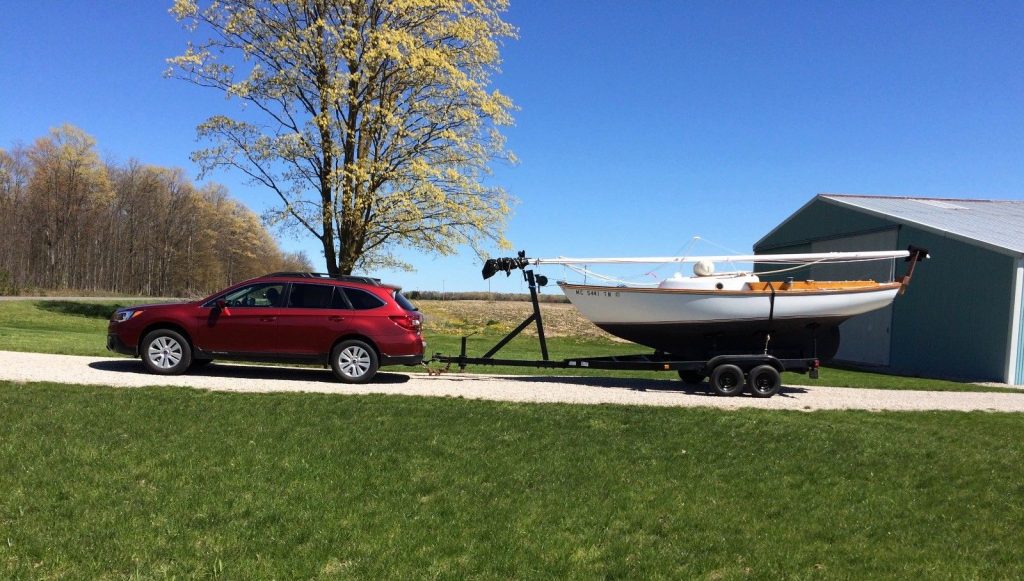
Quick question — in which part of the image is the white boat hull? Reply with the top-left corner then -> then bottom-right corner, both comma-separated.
559,283 -> 900,325
558,282 -> 902,360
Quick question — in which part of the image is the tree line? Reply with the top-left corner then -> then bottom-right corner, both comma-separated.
0,125 -> 311,296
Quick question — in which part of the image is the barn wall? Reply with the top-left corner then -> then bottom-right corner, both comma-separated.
891,227 -> 1015,382
755,197 -> 1020,383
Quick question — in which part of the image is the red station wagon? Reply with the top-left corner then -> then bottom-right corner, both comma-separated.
107,272 -> 425,383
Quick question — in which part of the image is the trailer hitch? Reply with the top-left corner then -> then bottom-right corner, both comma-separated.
421,359 -> 453,376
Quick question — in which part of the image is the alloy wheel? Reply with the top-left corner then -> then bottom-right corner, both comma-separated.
148,336 -> 183,369
337,345 -> 372,378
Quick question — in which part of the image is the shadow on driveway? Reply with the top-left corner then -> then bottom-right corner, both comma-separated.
88,360 -> 412,384
507,374 -> 810,398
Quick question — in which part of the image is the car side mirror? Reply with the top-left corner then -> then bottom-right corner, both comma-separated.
216,299 -> 230,315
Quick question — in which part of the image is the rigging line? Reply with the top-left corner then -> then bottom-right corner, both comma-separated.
563,264 -> 656,287
691,236 -> 747,273
753,256 -> 900,275
558,255 -> 900,284
611,234 -> 746,282
626,236 -> 701,280
694,235 -> 745,256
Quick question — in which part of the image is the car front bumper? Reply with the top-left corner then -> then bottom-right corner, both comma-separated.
106,333 -> 137,356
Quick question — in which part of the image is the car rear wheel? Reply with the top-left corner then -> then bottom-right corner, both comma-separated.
331,339 -> 379,383
141,329 -> 192,375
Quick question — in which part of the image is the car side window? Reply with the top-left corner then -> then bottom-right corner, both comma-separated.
330,287 -> 352,310
287,283 -> 334,309
343,288 -> 385,310
216,283 -> 285,308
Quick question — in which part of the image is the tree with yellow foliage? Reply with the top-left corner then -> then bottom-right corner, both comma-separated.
168,0 -> 516,275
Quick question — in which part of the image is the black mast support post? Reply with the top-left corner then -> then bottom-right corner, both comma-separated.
459,336 -> 468,370
527,269 -> 550,360
479,266 -> 550,361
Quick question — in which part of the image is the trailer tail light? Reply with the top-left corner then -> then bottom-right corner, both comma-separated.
390,314 -> 422,332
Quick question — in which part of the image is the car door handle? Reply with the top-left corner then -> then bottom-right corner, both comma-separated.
328,316 -> 345,322
260,317 -> 277,322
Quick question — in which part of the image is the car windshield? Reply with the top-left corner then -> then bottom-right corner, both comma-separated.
393,290 -> 418,311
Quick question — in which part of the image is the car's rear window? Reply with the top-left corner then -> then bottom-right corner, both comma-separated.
342,287 -> 386,310
393,290 -> 418,311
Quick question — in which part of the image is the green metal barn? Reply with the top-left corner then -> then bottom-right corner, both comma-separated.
755,194 -> 1024,385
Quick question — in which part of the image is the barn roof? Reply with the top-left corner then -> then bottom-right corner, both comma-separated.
757,194 -> 1024,256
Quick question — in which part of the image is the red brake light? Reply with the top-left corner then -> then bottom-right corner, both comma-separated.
389,314 -> 421,332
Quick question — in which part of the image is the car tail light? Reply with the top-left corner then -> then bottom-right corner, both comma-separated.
389,314 -> 421,332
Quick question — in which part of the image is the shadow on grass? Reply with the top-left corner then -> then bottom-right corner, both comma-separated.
446,373 -> 811,398
87,360 -> 412,384
36,301 -> 127,319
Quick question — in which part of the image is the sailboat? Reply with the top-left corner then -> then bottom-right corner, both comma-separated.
483,248 -> 927,361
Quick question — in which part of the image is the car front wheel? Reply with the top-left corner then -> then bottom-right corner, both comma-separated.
141,329 -> 192,375
331,339 -> 379,384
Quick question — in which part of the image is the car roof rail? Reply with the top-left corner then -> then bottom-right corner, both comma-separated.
264,272 -> 382,285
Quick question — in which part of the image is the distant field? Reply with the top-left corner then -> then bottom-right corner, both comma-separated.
0,298 -> 1018,393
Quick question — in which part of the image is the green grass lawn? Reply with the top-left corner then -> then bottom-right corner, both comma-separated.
2,381 -> 1022,577
0,299 -> 144,356
0,299 -> 1019,393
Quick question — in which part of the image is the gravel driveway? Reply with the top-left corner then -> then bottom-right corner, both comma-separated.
1,350 -> 1022,412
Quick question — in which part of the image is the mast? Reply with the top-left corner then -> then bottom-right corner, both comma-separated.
482,248 -> 927,280
531,250 -> 912,266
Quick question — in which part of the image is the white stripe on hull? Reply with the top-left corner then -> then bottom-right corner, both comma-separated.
559,283 -> 901,325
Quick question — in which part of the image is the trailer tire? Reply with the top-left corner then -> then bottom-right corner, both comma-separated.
710,364 -> 745,396
748,364 -> 782,398
678,370 -> 705,385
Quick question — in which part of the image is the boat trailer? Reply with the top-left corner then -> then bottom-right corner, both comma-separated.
430,252 -> 820,398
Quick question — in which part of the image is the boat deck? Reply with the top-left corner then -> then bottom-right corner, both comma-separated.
746,280 -> 895,292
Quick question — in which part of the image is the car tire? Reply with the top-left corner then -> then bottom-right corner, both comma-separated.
331,339 -> 379,384
141,329 -> 192,375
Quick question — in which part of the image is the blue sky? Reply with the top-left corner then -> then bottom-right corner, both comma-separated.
2,1 -> 1022,292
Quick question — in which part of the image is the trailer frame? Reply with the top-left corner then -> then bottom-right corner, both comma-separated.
430,258 -> 820,398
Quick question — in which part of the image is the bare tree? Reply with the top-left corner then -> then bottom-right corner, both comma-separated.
0,125 -> 312,296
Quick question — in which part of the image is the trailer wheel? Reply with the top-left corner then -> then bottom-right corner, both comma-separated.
678,370 -> 705,385
710,364 -> 745,396
748,365 -> 782,398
